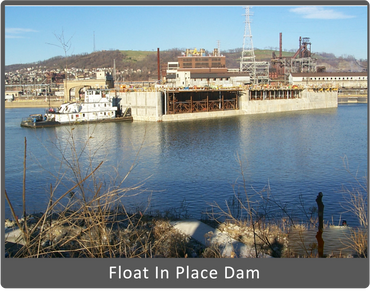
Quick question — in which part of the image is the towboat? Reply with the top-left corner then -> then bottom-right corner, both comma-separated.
21,89 -> 132,128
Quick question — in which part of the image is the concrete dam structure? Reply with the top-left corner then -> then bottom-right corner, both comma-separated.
117,87 -> 338,122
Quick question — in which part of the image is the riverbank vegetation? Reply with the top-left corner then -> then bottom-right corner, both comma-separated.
4,130 -> 367,258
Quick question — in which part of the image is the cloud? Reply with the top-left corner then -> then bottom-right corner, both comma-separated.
5,28 -> 38,38
290,6 -> 355,19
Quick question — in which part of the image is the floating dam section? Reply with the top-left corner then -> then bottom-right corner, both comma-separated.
241,87 -> 338,114
117,87 -> 338,122
118,91 -> 163,121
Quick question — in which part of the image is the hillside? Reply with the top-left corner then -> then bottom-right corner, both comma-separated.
5,48 -> 367,76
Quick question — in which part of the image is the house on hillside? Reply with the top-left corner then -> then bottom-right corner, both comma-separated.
5,91 -> 21,101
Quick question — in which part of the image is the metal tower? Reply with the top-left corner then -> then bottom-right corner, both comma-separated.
240,6 -> 269,85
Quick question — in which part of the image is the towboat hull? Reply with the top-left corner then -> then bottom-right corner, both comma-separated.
20,116 -> 133,128
20,88 -> 133,128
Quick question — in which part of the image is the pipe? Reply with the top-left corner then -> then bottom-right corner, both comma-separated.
157,48 -> 160,82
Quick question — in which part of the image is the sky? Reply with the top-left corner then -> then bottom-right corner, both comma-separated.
3,2 -> 369,66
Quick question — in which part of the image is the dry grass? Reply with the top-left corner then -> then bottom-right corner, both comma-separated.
336,157 -> 368,258
4,207 -> 198,258
4,128 -> 199,259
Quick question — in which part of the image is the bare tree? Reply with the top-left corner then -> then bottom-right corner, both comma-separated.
47,29 -> 74,101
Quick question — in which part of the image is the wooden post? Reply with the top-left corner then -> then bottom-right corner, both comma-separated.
173,93 -> 176,114
206,94 -> 209,112
236,91 -> 239,109
315,192 -> 324,257
190,94 -> 193,113
168,92 -> 171,113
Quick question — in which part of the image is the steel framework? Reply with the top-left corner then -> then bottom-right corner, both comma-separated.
165,90 -> 239,114
239,6 -> 269,85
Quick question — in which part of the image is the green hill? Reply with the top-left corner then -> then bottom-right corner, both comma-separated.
5,48 -> 367,78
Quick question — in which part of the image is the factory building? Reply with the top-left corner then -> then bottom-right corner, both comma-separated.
165,48 -> 250,88
289,72 -> 367,88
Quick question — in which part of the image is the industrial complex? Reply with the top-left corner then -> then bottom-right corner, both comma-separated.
5,7 -> 367,121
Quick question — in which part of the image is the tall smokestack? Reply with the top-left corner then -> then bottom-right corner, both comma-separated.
279,32 -> 282,58
157,48 -> 160,82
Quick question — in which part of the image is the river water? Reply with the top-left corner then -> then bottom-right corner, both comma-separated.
3,104 -> 368,226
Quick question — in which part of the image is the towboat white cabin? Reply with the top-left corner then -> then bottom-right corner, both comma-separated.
46,89 -> 118,123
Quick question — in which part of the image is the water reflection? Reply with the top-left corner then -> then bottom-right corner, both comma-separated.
288,227 -> 353,257
4,105 -> 367,227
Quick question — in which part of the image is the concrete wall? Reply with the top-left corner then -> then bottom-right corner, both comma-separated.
240,90 -> 337,115
161,110 -> 246,122
118,89 -> 337,122
118,91 -> 162,121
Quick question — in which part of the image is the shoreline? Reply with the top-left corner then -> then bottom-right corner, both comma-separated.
5,99 -> 64,109
4,210 -> 356,258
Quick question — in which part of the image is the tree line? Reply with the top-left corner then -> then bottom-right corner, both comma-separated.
5,48 -> 367,80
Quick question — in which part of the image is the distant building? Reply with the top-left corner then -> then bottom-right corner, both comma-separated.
5,91 -> 20,100
289,72 -> 367,88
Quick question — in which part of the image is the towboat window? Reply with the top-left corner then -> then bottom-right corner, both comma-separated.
95,91 -> 100,95
104,112 -> 106,115
71,115 -> 73,119
83,114 -> 85,117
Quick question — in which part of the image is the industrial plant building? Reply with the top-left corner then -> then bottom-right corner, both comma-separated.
165,48 -> 250,88
289,72 -> 367,88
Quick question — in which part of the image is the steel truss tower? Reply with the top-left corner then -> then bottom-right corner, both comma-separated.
240,6 -> 269,85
